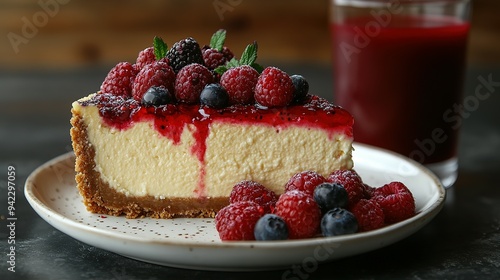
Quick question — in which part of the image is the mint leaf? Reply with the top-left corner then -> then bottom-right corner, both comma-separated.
214,65 -> 228,75
213,39 -> 262,75
210,29 -> 226,51
226,57 -> 240,68
250,62 -> 264,74
239,41 -> 258,66
153,36 -> 168,60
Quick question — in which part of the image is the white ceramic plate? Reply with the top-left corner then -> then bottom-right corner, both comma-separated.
25,143 -> 445,271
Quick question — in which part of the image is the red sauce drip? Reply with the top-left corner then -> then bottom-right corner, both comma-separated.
80,94 -> 354,196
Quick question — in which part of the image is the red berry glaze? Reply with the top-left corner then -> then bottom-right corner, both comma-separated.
372,182 -> 416,224
174,63 -> 213,104
100,62 -> 138,98
284,170 -> 326,197
273,190 -> 321,239
328,169 -> 365,207
88,94 -> 140,129
132,61 -> 175,101
350,199 -> 385,232
255,67 -> 295,107
220,65 -> 259,105
229,181 -> 278,213
215,201 -> 265,241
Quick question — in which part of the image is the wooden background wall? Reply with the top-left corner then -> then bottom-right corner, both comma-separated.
1,0 -> 499,69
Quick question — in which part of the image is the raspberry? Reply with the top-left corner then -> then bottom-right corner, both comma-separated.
372,182 -> 416,224
254,67 -> 295,107
350,199 -> 385,232
220,65 -> 259,105
100,62 -> 138,98
174,63 -> 213,104
202,48 -> 227,70
273,190 -> 321,239
215,201 -> 265,241
327,169 -> 365,207
362,183 -> 376,199
229,180 -> 278,213
132,61 -> 175,102
284,170 -> 326,197
134,47 -> 156,71
221,46 -> 234,61
166,37 -> 204,73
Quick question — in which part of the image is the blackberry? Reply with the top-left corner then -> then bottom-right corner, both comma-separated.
321,208 -> 358,237
200,84 -> 229,109
166,37 -> 204,73
254,214 -> 289,241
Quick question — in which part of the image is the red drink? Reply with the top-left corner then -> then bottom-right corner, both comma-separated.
332,15 -> 469,164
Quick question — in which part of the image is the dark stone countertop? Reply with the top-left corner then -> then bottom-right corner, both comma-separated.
1,64 -> 499,279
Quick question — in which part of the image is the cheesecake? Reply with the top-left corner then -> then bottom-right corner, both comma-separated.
70,93 -> 354,218
70,31 -> 354,218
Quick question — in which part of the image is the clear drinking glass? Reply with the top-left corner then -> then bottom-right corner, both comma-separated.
330,0 -> 471,187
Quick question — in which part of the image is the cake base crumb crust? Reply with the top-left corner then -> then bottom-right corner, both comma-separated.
70,110 -> 229,219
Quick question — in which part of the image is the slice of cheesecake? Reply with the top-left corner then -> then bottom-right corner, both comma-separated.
70,93 -> 354,218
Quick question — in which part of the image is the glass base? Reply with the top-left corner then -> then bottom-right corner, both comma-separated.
425,157 -> 458,188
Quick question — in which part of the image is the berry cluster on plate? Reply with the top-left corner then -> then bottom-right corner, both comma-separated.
99,30 -> 309,109
215,169 -> 416,241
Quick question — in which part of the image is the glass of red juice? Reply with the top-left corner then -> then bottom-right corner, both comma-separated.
331,0 -> 470,187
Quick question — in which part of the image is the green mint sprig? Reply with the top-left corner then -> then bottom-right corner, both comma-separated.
153,36 -> 168,60
214,41 -> 263,75
210,29 -> 226,52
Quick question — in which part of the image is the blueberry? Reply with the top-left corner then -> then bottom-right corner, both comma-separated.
313,182 -> 348,212
141,86 -> 172,106
321,208 -> 358,237
254,214 -> 289,241
200,83 -> 229,108
291,75 -> 309,102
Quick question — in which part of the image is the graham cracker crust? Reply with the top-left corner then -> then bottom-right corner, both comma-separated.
70,109 -> 229,218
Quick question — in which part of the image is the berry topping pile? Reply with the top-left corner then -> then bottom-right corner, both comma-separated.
215,170 -> 416,241
98,30 -> 308,109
